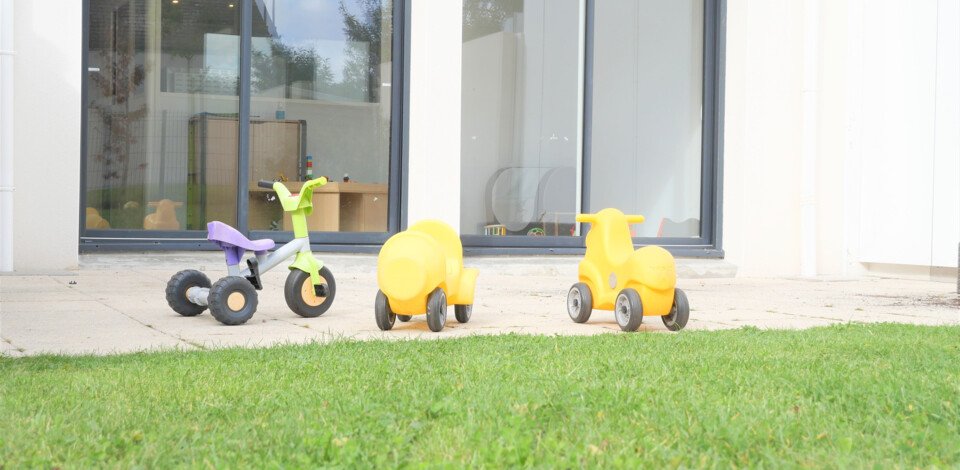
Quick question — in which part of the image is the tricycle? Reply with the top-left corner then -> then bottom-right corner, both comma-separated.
164,177 -> 337,325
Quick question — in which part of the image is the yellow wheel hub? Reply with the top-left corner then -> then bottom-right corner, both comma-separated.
301,277 -> 327,307
227,292 -> 246,311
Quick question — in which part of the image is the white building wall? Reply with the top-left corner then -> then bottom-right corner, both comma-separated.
404,0 -> 462,230
724,0 -> 960,278
7,1 -> 82,272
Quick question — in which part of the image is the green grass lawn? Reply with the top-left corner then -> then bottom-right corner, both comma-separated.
2,324 -> 959,468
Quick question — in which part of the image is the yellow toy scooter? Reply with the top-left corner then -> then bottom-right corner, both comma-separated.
375,220 -> 479,332
567,208 -> 689,332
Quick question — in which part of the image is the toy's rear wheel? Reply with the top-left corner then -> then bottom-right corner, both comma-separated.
455,304 -> 472,323
374,290 -> 396,331
208,276 -> 258,326
615,288 -> 643,332
567,283 -> 593,323
284,267 -> 336,318
397,315 -> 412,322
426,288 -> 447,332
662,288 -> 690,331
166,269 -> 211,316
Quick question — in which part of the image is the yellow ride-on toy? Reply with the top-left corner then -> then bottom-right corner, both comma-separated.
567,208 -> 690,332
375,220 -> 479,332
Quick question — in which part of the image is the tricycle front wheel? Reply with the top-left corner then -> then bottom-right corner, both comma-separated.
567,283 -> 593,323
374,290 -> 396,331
284,266 -> 336,318
615,288 -> 643,332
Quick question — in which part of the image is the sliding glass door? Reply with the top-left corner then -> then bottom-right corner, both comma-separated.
459,0 -> 722,252
82,0 -> 402,244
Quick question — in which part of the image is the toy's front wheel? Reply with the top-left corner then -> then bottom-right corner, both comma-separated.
567,283 -> 593,323
662,288 -> 690,331
615,288 -> 643,332
374,290 -> 396,331
166,270 -> 211,317
284,267 -> 336,318
397,315 -> 412,322
426,288 -> 447,332
208,276 -> 258,325
455,304 -> 472,323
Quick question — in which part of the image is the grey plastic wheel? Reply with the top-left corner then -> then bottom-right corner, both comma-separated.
165,270 -> 211,317
397,315 -> 412,322
455,304 -> 472,323
425,288 -> 447,332
208,276 -> 258,326
374,290 -> 396,331
284,266 -> 336,318
662,288 -> 690,331
614,288 -> 643,332
567,283 -> 593,323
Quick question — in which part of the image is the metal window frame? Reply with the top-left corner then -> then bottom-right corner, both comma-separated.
79,0 -> 408,252
461,0 -> 726,258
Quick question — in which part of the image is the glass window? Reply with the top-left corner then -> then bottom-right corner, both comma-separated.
247,0 -> 393,233
85,0 -> 241,231
460,0 -> 582,237
589,0 -> 704,238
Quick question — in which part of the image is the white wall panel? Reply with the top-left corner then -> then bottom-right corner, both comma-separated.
858,0 -> 939,266
931,0 -> 960,268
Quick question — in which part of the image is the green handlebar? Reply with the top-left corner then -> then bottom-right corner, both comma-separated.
261,177 -> 328,239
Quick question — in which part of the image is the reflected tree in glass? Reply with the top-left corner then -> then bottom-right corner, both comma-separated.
339,0 -> 390,102
88,3 -> 147,228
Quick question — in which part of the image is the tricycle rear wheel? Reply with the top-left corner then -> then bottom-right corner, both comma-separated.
208,276 -> 258,326
662,288 -> 690,331
455,304 -> 472,323
284,267 -> 336,318
166,269 -> 211,317
426,288 -> 447,332
374,290 -> 396,331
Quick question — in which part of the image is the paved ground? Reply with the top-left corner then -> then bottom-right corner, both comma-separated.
1,253 -> 957,357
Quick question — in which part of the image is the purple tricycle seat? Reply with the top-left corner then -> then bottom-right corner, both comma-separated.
207,221 -> 275,252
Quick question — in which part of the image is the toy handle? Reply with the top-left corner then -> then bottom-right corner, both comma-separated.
625,215 -> 646,224
257,180 -> 275,190
575,214 -> 597,224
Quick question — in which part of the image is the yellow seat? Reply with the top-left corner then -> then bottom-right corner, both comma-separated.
144,199 -> 183,230
85,207 -> 110,229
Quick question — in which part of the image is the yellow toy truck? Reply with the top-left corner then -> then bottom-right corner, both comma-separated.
567,208 -> 690,332
375,220 -> 479,332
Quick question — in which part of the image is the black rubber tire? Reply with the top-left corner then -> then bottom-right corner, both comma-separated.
374,290 -> 396,331
425,288 -> 447,332
615,288 -> 644,332
165,270 -> 211,317
284,266 -> 336,318
662,288 -> 690,331
567,283 -> 593,323
208,276 -> 258,326
397,315 -> 412,322
455,304 -> 472,323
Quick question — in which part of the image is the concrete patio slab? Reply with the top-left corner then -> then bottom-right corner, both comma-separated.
0,252 -> 957,356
